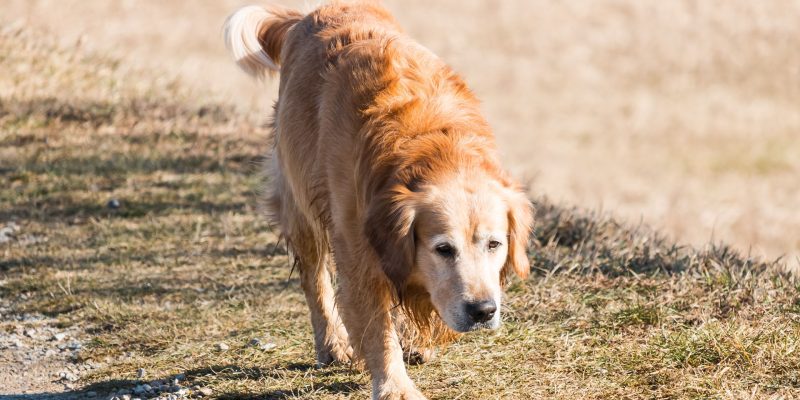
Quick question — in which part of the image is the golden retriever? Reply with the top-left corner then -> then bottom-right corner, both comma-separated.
224,2 -> 533,398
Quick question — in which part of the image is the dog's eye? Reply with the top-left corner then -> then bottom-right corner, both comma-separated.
435,243 -> 456,258
487,240 -> 502,250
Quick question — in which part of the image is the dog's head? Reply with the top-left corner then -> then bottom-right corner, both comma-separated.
366,168 -> 533,332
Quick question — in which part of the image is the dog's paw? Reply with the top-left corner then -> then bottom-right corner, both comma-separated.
402,346 -> 436,365
377,386 -> 427,400
315,340 -> 353,367
375,375 -> 428,400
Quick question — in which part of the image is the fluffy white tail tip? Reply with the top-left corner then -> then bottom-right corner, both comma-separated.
223,6 -> 278,78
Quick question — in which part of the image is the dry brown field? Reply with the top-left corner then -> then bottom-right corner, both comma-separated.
6,0 -> 798,266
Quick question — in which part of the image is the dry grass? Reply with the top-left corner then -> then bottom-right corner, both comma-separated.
3,0 -> 799,267
2,26 -> 800,399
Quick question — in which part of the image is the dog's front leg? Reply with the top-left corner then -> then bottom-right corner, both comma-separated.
336,258 -> 426,400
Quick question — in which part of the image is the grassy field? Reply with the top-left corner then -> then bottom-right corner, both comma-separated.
2,19 -> 800,400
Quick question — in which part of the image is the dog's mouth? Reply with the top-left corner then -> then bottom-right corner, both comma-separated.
447,318 -> 501,333
466,319 -> 500,332
443,305 -> 502,333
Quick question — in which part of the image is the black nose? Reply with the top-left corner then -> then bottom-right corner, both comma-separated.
464,300 -> 497,323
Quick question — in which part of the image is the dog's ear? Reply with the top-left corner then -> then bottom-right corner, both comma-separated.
365,183 -> 416,295
502,186 -> 534,281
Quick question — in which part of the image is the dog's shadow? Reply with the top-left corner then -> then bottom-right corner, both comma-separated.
0,363 -> 364,400
187,363 -> 364,399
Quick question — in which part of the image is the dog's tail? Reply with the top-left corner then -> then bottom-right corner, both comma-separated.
223,5 -> 304,79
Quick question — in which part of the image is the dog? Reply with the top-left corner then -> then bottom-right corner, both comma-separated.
224,2 -> 533,398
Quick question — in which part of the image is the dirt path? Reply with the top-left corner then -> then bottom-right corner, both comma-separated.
0,297 -> 89,397
0,308 -> 195,399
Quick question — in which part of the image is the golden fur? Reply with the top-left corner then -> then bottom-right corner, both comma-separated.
224,2 -> 533,398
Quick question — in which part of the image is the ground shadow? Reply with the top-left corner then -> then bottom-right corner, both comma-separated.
184,363 -> 363,399
0,242 -> 286,274
0,379 -> 136,400
0,194 -> 256,223
0,363 -> 363,400
0,96 -> 233,128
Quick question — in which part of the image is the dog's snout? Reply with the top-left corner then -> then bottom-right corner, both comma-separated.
465,300 -> 497,323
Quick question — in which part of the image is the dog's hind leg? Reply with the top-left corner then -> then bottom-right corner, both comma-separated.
279,208 -> 351,366
267,168 -> 351,366
291,227 -> 352,366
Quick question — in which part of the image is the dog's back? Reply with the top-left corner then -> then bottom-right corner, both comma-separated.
227,2 -> 398,211
225,2 -> 489,228
224,2 -> 402,81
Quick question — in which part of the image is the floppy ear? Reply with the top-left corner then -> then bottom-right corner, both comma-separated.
365,184 -> 416,295
503,187 -> 534,281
